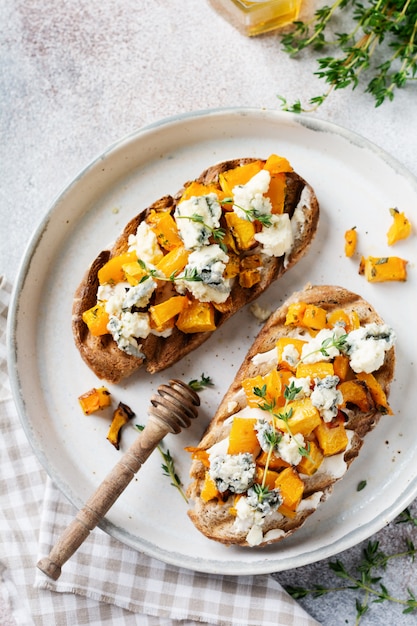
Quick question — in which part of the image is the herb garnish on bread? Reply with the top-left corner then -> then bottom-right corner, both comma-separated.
186,284 -> 396,547
72,155 -> 319,383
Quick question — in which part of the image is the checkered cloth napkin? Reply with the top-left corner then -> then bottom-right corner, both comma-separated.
0,276 -> 320,626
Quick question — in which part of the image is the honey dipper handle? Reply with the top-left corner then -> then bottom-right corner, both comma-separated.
37,417 -> 170,580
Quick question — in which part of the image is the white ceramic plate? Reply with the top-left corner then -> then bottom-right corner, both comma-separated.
8,108 -> 417,575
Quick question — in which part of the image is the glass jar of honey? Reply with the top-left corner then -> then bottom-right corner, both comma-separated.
210,0 -> 302,36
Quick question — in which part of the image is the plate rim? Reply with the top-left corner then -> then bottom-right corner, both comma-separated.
7,107 -> 417,575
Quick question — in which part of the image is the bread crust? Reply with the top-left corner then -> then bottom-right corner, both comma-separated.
72,158 -> 319,383
186,284 -> 395,547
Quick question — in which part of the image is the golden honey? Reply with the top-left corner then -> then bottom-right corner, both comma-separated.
210,0 -> 302,36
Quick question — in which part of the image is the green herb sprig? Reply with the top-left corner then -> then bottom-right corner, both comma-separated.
254,381 -> 311,474
279,0 -> 417,111
137,259 -> 203,283
188,373 -> 214,391
176,213 -> 228,251
136,424 -> 188,502
223,197 -> 273,227
297,331 -> 349,365
285,508 -> 417,624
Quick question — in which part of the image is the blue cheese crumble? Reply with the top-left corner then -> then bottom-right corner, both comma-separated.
174,194 -> 222,249
177,244 -> 232,304
345,323 -> 396,373
209,453 -> 256,493
232,169 -> 272,220
311,375 -> 343,422
234,486 -> 282,546
254,213 -> 294,257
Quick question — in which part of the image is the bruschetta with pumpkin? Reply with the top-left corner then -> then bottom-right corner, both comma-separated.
72,155 -> 319,383
186,284 -> 396,547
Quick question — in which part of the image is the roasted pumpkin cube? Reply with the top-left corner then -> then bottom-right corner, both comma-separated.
256,450 -> 290,470
387,208 -> 412,246
201,471 -> 219,502
275,467 -> 304,513
176,300 -> 216,333
122,261 -> 148,286
333,354 -> 351,382
185,446 -> 210,468
219,161 -> 263,196
263,154 -> 293,174
315,417 -> 348,456
107,402 -> 135,450
228,417 -> 260,456
302,305 -> 327,331
179,181 -> 227,203
327,308 -> 360,333
97,251 -> 138,285
276,337 -> 307,371
224,212 -> 256,250
344,227 -> 357,257
338,379 -> 372,412
82,302 -> 110,336
285,302 -> 307,326
359,255 -> 408,282
255,466 -> 280,490
78,386 -> 111,415
295,361 -> 334,380
149,295 -> 189,329
224,253 -> 240,279
356,372 -> 393,415
265,173 -> 286,214
296,440 -> 324,475
239,268 -> 261,288
287,397 -> 322,436
146,209 -> 182,251
155,245 -> 190,278
242,368 -> 284,409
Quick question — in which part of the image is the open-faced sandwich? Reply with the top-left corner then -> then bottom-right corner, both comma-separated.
186,284 -> 396,547
72,155 -> 319,383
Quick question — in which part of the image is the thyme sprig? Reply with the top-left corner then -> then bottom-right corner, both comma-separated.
223,197 -> 273,227
136,424 -> 188,502
176,213 -> 227,251
188,373 -> 214,391
285,519 -> 417,624
137,259 -> 203,283
279,0 -> 417,111
254,380 -> 310,479
297,331 -> 349,365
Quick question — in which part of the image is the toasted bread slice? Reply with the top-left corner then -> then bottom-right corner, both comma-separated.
186,284 -> 396,547
73,157 -> 319,383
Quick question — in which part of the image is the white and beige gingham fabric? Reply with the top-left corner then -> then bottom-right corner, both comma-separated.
0,275 -> 320,626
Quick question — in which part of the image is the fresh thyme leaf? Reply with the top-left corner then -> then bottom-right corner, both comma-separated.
135,424 -> 188,502
222,198 -> 273,226
188,373 -> 214,391
357,479 -> 367,491
284,518 -> 417,624
279,0 -> 417,111
396,507 -> 417,526
298,332 -> 348,364
176,213 -> 226,245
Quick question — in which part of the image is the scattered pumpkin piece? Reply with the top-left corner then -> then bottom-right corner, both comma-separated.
344,227 -> 357,257
386,208 -> 412,245
78,387 -> 111,415
107,402 -> 135,450
359,255 -> 408,282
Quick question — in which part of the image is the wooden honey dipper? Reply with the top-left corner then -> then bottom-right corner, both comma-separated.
37,379 -> 200,580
